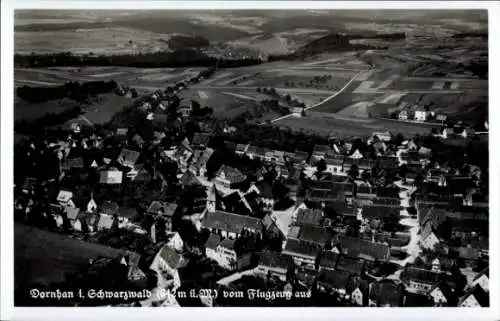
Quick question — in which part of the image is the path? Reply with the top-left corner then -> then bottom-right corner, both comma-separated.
269,69 -> 366,124
217,268 -> 256,286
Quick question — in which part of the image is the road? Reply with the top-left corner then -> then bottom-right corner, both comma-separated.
217,268 -> 257,286
269,69 -> 366,124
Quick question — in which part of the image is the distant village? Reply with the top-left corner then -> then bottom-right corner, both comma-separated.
14,82 -> 489,308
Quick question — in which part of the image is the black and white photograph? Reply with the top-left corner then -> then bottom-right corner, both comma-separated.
1,1 -> 498,320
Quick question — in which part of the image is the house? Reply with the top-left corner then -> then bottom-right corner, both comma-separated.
77,212 -> 99,233
256,252 -> 292,281
316,269 -> 351,296
294,208 -> 323,227
116,207 -> 138,226
419,223 -> 441,250
96,214 -> 115,231
372,131 -> 392,142
56,190 -> 75,208
291,151 -> 309,167
217,239 -> 238,270
116,127 -> 129,137
100,200 -> 119,217
369,280 -> 404,307
166,232 -> 184,253
181,170 -> 202,188
255,181 -> 274,209
338,236 -> 391,262
190,148 -> 214,177
64,206 -> 80,229
458,284 -> 489,307
99,168 -> 123,184
205,234 -> 221,261
149,244 -> 183,289
131,134 -> 145,148
147,201 -> 178,231
400,267 -> 453,295
201,210 -> 262,239
295,267 -> 318,288
403,292 -> 433,307
429,282 -> 456,306
348,278 -> 370,306
414,108 -> 428,122
191,132 -> 211,150
288,225 -> 330,247
335,256 -> 365,275
117,148 -> 141,168
215,165 -> 246,189
282,238 -> 322,269
235,144 -> 249,156
324,155 -> 344,174
398,109 -> 409,121
172,144 -> 193,172
471,267 -> 489,292
317,251 -> 340,271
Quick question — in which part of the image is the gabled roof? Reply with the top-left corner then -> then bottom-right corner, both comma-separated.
99,169 -> 123,184
100,201 -> 119,216
338,236 -> 390,261
117,148 -> 141,167
117,207 -> 138,220
202,210 -> 262,235
61,158 -> 84,171
205,234 -> 221,250
295,208 -> 323,227
282,238 -> 322,259
147,201 -> 178,217
193,148 -> 214,170
64,206 -> 80,220
218,239 -> 236,250
181,170 -> 202,187
335,256 -> 364,274
458,284 -> 489,307
296,225 -> 330,246
97,214 -> 114,229
317,269 -> 351,289
318,251 -> 339,270
400,267 -> 448,286
216,165 -> 246,184
256,181 -> 274,199
158,244 -> 183,269
430,281 -> 455,303
258,251 -> 293,270
191,132 -> 211,147
473,267 -> 489,282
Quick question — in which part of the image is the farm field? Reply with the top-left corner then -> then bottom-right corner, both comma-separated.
277,111 -> 441,138
14,223 -> 125,292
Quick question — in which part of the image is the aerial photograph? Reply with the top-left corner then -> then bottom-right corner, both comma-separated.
13,9 -> 489,307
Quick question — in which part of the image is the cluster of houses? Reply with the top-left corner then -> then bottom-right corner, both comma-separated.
14,81 -> 489,308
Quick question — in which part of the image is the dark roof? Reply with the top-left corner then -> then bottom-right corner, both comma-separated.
335,256 -> 364,274
117,148 -> 140,166
295,208 -> 323,227
400,267 -> 449,286
297,225 -> 330,246
403,292 -> 433,307
318,251 -> 340,270
117,207 -> 138,220
256,181 -> 274,199
282,238 -> 322,259
317,269 -> 351,289
193,148 -> 214,170
459,284 -> 489,307
338,236 -> 390,261
147,201 -> 177,217
181,170 -> 202,187
258,251 -> 293,270
80,212 -> 98,226
369,280 -> 404,306
205,234 -> 221,250
473,267 -> 489,281
362,206 -> 399,220
430,281 -> 456,304
202,210 -> 262,235
218,239 -> 236,250
296,267 -> 318,287
61,157 -> 84,171
216,165 -> 246,184
158,245 -> 183,269
100,201 -> 119,216
191,132 -> 211,147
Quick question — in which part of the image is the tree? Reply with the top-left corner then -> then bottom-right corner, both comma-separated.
316,159 -> 327,173
348,164 -> 359,179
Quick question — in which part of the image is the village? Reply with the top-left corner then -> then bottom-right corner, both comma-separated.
14,80 -> 489,308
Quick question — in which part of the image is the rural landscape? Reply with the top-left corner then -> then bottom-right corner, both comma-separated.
13,10 -> 489,308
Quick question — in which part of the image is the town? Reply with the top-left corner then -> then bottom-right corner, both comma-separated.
11,9 -> 489,309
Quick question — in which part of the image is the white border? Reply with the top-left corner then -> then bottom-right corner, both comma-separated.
1,1 -> 499,321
